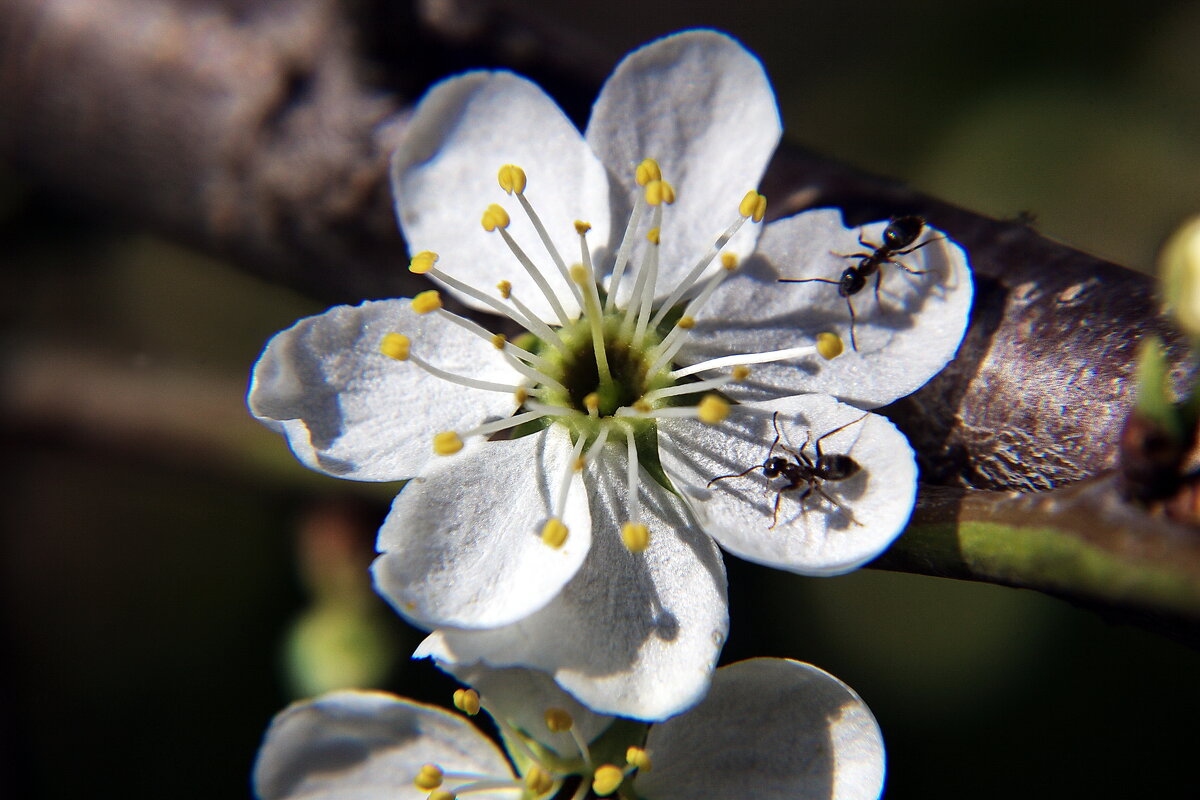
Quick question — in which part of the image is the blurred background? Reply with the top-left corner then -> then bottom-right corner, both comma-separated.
3,0 -> 1199,797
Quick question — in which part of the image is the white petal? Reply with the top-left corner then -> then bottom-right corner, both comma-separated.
659,394 -> 917,576
586,30 -> 781,293
415,447 -> 729,721
248,300 -> 521,481
437,662 -> 614,758
372,426 -> 590,629
636,659 -> 885,800
392,71 -> 610,323
675,208 -> 974,408
253,690 -> 515,800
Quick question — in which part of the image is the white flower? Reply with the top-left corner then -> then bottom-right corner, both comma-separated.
248,30 -> 972,720
252,659 -> 886,800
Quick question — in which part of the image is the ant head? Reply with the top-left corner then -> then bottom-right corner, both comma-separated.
763,456 -> 789,477
883,215 -> 925,250
840,269 -> 866,296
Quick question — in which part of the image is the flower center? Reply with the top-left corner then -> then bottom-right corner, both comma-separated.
383,159 -> 841,551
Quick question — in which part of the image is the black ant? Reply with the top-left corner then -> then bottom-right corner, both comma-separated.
707,412 -> 867,528
778,215 -> 942,350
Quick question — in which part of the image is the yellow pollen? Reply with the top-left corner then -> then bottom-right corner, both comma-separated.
574,220 -> 592,234
524,767 -> 554,796
428,792 -> 456,800
482,203 -> 511,231
644,179 -> 676,206
497,164 -> 527,195
496,280 -> 513,299
677,315 -> 695,329
632,399 -> 652,413
541,518 -> 569,549
732,365 -> 751,381
453,688 -> 481,716
433,431 -> 463,455
544,707 -> 574,733
411,289 -> 443,314
721,252 -> 738,270
409,250 -> 439,274
572,456 -> 586,471
490,333 -> 507,349
380,333 -> 411,361
646,227 -> 661,245
621,522 -> 650,553
570,264 -> 589,284
626,747 -> 652,771
635,158 -> 662,185
515,387 -> 529,405
739,190 -> 767,222
584,393 -> 601,413
697,394 -> 730,424
816,331 -> 845,360
592,764 -> 624,796
414,764 -> 444,791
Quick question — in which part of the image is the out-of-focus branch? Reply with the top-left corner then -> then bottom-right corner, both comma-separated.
3,0 -> 1198,626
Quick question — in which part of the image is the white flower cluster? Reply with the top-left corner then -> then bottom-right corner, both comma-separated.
249,29 -> 972,799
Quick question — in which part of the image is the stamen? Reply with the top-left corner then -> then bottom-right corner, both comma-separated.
502,165 -> 584,309
630,215 -> 662,347
428,790 -> 455,800
547,434 -> 589,546
411,290 -> 443,314
626,747 -> 652,772
572,264 -> 612,386
491,214 -> 574,327
525,767 -> 555,796
432,308 -> 561,383
505,289 -> 570,354
541,518 -> 569,549
415,764 -> 444,791
604,183 -> 648,310
584,392 -> 600,418
816,331 -> 844,360
616,394 -> 729,424
640,370 -> 746,404
453,688 -> 481,716
420,263 -> 566,353
380,333 -> 410,361
635,158 -> 662,185
460,410 -> 546,440
623,427 -> 644,546
526,399 -> 584,419
592,764 -> 624,796
622,522 -> 650,553
433,432 -> 463,455
405,349 -> 527,395
544,707 -> 594,767
670,343 -> 830,379
739,189 -> 767,222
644,260 -> 739,376
409,250 -> 439,274
582,425 -> 610,466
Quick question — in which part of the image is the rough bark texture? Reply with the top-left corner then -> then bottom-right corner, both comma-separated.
0,0 -> 1190,494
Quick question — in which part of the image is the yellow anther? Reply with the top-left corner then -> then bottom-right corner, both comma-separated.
739,190 -> 767,222
453,688 -> 481,716
524,767 -> 554,796
570,264 -> 590,285
732,365 -> 751,381
541,518 -> 569,549
632,399 -> 652,413
544,707 -> 574,733
497,164 -> 527,195
644,180 -> 675,206
380,333 -> 411,361
584,393 -> 601,414
482,204 -> 511,231
621,522 -> 650,553
677,315 -> 695,330
409,250 -> 439,274
816,331 -> 844,360
720,252 -> 739,270
414,764 -> 444,791
572,457 -> 586,471
646,227 -> 661,245
626,746 -> 652,772
433,431 -> 463,456
429,791 -> 456,800
635,158 -> 662,185
490,333 -> 507,350
411,290 -> 443,315
592,764 -> 625,796
574,220 -> 592,234
514,387 -> 529,405
697,394 -> 730,425
496,280 -> 513,299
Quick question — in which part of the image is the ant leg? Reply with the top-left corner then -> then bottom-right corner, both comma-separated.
856,231 -> 882,251
814,486 -> 862,526
845,296 -> 859,351
891,236 -> 945,275
814,413 -> 870,460
829,250 -> 871,260
872,268 -> 884,309
770,491 -> 783,529
768,411 -> 783,460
